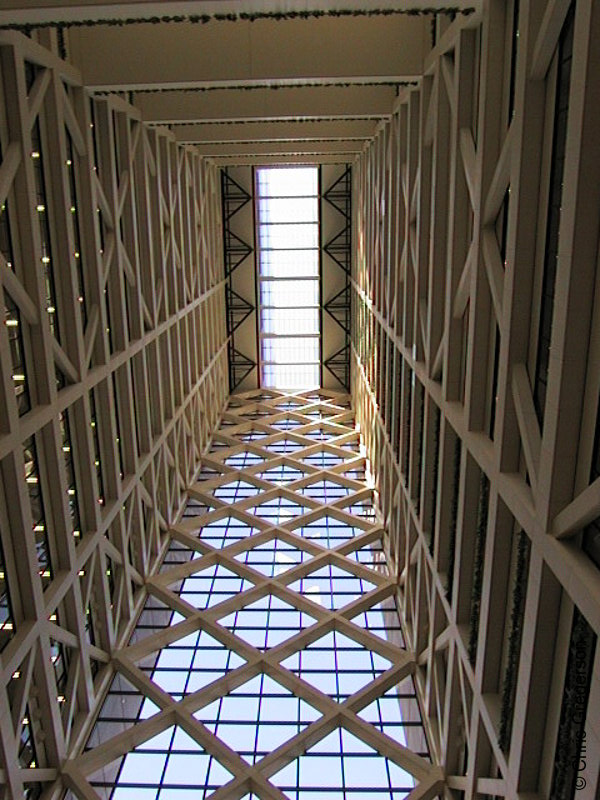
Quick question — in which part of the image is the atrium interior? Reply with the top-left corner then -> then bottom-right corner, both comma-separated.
0,2 -> 598,800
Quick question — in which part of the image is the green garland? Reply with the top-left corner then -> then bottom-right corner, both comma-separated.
57,25 -> 66,59
153,116 -> 391,127
468,472 -> 489,665
446,435 -> 461,600
414,385 -> 424,516
403,376 -> 412,478
429,405 -> 441,555
1,7 -> 475,34
121,80 -> 415,95
498,529 -> 530,752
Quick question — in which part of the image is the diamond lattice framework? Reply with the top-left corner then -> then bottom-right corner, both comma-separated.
64,390 -> 442,800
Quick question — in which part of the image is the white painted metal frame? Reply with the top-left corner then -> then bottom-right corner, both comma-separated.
60,388 -> 443,800
0,31 -> 228,800
351,1 -> 600,796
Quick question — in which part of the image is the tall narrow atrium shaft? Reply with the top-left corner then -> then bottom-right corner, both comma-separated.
74,390 -> 441,800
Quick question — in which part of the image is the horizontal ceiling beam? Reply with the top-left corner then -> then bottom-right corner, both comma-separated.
166,119 -> 378,144
0,1 -> 479,25
133,85 -> 398,124
66,16 -> 429,88
210,153 -> 359,166
189,139 -> 365,156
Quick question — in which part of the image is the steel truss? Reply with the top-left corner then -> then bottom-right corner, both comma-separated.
0,31 -> 228,800
323,167 -> 351,391
352,1 -> 600,796
221,170 -> 257,392
61,389 -> 444,800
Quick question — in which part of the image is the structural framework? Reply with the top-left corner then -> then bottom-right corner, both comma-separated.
61,389 -> 444,800
352,0 -> 600,797
0,31 -> 229,800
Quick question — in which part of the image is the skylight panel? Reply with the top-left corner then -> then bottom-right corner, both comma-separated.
257,166 -> 320,390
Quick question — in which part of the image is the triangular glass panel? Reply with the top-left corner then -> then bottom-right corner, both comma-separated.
159,538 -> 203,573
345,537 -> 386,571
275,401 -> 301,411
129,593 -> 183,644
219,594 -> 317,650
357,677 -> 430,758
350,597 -> 405,647
89,726 -> 234,800
196,515 -> 261,548
288,563 -> 376,610
246,497 -> 309,524
343,499 -> 376,522
137,628 -> 246,700
235,538 -> 310,577
280,631 -> 392,702
300,427 -> 331,441
271,727 -> 416,798
342,466 -> 366,482
294,516 -> 364,548
241,429 -> 269,441
264,438 -> 305,454
212,480 -> 262,504
299,479 -> 353,503
269,418 -> 303,430
257,465 -> 305,485
181,497 -> 214,520
87,673 -> 159,749
301,450 -> 346,468
194,674 -> 320,764
175,563 -> 254,611
224,450 -> 264,468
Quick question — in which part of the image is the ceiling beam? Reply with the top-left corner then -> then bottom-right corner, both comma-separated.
65,16 -> 429,88
166,119 -> 378,145
133,85 -> 398,125
189,139 -> 365,156
0,1 -> 480,25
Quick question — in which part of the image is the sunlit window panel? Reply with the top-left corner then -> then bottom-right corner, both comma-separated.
257,167 -> 318,197
258,197 -> 318,223
260,250 -> 319,278
256,166 -> 320,390
261,280 -> 319,307
261,308 -> 319,336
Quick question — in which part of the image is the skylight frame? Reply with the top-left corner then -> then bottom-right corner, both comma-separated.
255,166 -> 322,391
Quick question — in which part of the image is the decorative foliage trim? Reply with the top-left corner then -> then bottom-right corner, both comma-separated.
106,81 -> 416,96
429,405 -> 441,555
468,472 -> 489,664
415,384 -> 424,516
446,435 -> 461,600
57,25 -> 66,59
498,529 -> 530,752
551,607 -> 597,800
2,8 -> 475,35
151,116 -> 389,128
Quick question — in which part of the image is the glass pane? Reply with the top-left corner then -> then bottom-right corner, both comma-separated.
260,279 -> 319,308
256,167 -> 320,389
258,197 -> 318,223
259,223 -> 318,250
257,167 -> 318,197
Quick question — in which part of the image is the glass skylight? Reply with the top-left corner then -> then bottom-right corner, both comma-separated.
82,394 -> 432,800
256,167 -> 320,390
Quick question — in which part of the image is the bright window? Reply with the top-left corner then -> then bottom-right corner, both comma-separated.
256,167 -> 320,390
